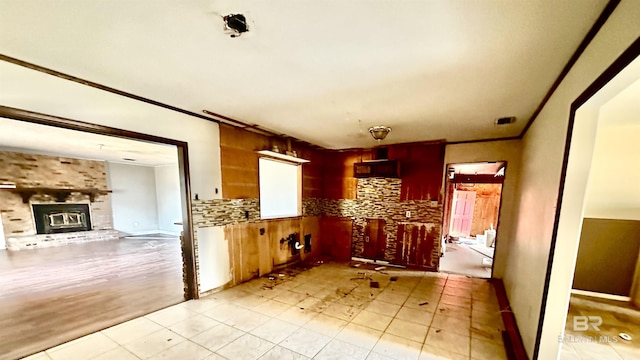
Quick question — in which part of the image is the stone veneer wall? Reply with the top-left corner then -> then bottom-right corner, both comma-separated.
191,178 -> 442,265
0,151 -> 117,250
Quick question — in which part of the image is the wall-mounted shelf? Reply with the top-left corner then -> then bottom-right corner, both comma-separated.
8,187 -> 112,203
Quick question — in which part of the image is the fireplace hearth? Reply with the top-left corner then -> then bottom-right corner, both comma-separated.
32,204 -> 92,234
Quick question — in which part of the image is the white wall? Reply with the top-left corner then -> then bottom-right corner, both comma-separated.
155,164 -> 183,234
583,126 -> 640,220
505,2 -> 640,358
0,215 -> 5,250
197,226 -> 231,293
108,162 -> 160,234
444,139 -> 521,279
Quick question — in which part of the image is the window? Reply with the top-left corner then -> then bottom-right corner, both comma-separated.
259,157 -> 301,219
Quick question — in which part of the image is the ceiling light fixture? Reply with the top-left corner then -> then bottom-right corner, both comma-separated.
369,126 -> 391,142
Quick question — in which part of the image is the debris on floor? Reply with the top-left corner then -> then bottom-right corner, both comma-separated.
370,281 -> 380,288
374,266 -> 386,271
419,301 -> 429,306
620,333 -> 632,341
390,276 -> 398,282
351,262 -> 362,268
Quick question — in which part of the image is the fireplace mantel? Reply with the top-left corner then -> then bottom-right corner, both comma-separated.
9,187 -> 112,203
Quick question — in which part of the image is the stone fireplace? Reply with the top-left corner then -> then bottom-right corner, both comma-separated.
0,151 -> 119,250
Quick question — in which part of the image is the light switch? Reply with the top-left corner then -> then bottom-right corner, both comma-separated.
405,211 -> 411,218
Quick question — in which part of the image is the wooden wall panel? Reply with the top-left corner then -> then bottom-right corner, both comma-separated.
320,217 -> 353,261
219,124 -> 325,200
390,142 -> 446,201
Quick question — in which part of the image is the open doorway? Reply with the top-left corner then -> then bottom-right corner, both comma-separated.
0,116 -> 192,359
440,161 -> 505,278
553,55 -> 640,359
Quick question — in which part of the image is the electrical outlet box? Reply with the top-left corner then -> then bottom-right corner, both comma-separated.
405,211 -> 411,218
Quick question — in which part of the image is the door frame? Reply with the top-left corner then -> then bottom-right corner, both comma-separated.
441,161 -> 508,278
0,105 -> 199,300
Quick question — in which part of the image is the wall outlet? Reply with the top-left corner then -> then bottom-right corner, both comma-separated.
405,211 -> 411,218
430,200 -> 438,207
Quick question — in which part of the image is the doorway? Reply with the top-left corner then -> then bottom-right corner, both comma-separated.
440,161 -> 505,278
0,112 -> 196,360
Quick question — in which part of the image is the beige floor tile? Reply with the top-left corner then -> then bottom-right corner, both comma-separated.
352,310 -> 394,331
366,352 -> 396,360
376,290 -> 410,305
278,306 -> 319,326
420,344 -> 469,360
202,302 -> 247,322
252,299 -> 292,317
395,307 -> 434,326
46,333 -> 119,360
169,314 -> 221,338
315,339 -> 369,360
148,341 -> 212,360
371,333 -> 423,360
470,337 -> 508,360
273,290 -> 308,305
123,328 -> 186,359
431,314 -> 471,336
434,303 -> 471,320
190,323 -> 244,351
440,294 -> 472,308
102,317 -> 165,345
386,318 -> 429,344
322,302 -> 361,321
235,294 -> 270,309
425,328 -> 470,356
470,326 -> 503,345
258,345 -> 310,360
204,354 -> 227,360
180,298 -> 224,314
250,318 -> 300,344
365,299 -> 402,317
297,296 -> 329,313
404,296 -> 439,312
216,333 -> 275,360
337,323 -> 383,350
223,308 -> 271,331
145,305 -> 199,327
280,328 -> 332,358
303,314 -> 349,337
92,347 -> 139,360
471,299 -> 500,313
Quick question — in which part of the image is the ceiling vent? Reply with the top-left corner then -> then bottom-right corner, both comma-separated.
495,117 -> 516,125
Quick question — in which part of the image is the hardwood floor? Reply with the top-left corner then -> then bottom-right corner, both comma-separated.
0,237 -> 185,360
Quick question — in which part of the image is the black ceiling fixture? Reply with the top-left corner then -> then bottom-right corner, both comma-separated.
223,14 -> 248,37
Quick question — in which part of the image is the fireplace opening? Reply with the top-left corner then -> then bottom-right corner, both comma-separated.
32,204 -> 92,234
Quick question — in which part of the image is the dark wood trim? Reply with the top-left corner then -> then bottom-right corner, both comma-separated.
574,35 -> 640,109
493,278 -> 529,360
532,33 -> 640,360
0,105 -> 187,147
445,136 -> 520,146
0,105 -> 199,301
519,0 -> 621,137
489,162 -> 507,278
0,53 -> 223,125
451,173 -> 504,184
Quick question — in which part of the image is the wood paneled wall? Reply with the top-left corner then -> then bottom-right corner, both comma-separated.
219,124 -> 324,199
322,142 -> 445,201
224,216 -> 321,285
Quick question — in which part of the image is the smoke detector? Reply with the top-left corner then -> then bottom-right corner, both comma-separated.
223,14 -> 249,37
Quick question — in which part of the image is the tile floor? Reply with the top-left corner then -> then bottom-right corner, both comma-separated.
439,243 -> 491,279
561,294 -> 640,360
22,263 -> 508,360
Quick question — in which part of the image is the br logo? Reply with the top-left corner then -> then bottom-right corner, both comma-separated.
573,316 -> 602,331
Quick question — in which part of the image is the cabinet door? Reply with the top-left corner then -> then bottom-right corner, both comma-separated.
320,217 -> 353,262
363,218 -> 386,261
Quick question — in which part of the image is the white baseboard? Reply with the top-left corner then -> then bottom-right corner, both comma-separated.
571,289 -> 631,302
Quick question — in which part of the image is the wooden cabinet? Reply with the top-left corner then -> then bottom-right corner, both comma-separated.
320,217 -> 353,262
395,222 -> 438,269
363,218 -> 387,261
353,160 -> 400,178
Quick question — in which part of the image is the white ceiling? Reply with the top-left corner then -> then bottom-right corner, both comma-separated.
0,117 -> 178,167
0,0 -> 607,149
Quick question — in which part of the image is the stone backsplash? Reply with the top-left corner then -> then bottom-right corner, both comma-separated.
191,177 -> 443,265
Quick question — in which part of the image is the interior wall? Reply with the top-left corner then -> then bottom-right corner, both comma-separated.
0,215 -> 5,250
509,3 -> 640,358
154,164 -> 182,234
107,162 -> 159,234
443,139 -> 521,279
573,218 -> 640,296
